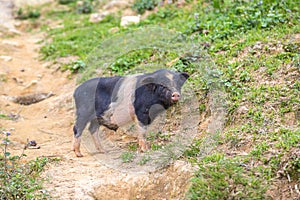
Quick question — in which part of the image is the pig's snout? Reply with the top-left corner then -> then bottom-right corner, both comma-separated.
171,92 -> 180,102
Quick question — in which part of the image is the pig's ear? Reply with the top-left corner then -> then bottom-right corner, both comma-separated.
180,72 -> 189,80
141,76 -> 155,85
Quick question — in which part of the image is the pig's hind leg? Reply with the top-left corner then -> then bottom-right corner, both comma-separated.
89,119 -> 106,153
73,116 -> 90,157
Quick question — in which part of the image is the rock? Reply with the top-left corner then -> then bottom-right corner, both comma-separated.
0,56 -> 13,62
2,40 -> 21,47
77,0 -> 84,6
109,27 -> 119,34
12,92 -> 54,105
13,0 -> 53,7
12,77 -> 24,84
103,0 -> 129,11
89,11 -> 110,23
120,15 -> 140,27
24,80 -> 38,89
237,105 -> 249,114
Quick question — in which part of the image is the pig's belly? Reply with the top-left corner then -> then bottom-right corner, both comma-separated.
110,102 -> 135,126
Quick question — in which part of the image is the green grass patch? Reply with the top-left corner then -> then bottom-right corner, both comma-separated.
0,132 -> 50,199
188,154 -> 269,200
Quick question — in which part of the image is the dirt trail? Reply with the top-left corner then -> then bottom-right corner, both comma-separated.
0,2 -> 194,199
0,29 -> 193,199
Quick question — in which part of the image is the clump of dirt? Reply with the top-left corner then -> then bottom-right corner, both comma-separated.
12,92 -> 54,105
92,160 -> 193,200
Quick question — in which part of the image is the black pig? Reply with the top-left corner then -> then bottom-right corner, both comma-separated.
73,69 -> 189,157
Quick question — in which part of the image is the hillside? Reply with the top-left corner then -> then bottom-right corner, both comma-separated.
0,0 -> 299,199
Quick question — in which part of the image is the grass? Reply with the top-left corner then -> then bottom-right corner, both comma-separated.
120,151 -> 135,163
187,154 -> 269,200
0,131 -> 50,199
32,0 -> 300,198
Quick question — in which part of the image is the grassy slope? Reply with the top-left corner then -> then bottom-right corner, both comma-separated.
38,0 -> 300,199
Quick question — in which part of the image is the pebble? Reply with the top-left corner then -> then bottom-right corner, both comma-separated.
0,55 -> 13,62
2,40 -> 21,47
89,11 -> 110,23
120,15 -> 140,27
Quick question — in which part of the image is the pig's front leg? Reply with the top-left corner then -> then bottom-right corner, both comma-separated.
137,123 -> 149,152
91,128 -> 106,154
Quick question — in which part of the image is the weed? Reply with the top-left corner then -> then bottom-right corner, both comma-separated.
69,60 -> 86,73
110,49 -> 153,75
120,152 -> 135,163
16,7 -> 40,20
0,114 -> 10,120
128,143 -> 138,151
0,131 -> 49,199
132,0 -> 159,14
151,143 -> 162,151
188,155 -> 269,200
58,0 -> 76,5
0,74 -> 7,82
138,155 -> 151,165
77,0 -> 94,14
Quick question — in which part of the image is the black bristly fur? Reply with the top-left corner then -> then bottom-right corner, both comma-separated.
134,83 -> 173,126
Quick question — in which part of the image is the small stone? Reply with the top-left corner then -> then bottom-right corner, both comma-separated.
2,40 -> 21,47
0,56 -> 12,62
77,1 -> 83,6
109,27 -> 119,34
120,15 -> 140,27
103,0 -> 129,10
89,11 -> 110,23
12,77 -> 24,84
237,106 -> 249,114
24,80 -> 38,89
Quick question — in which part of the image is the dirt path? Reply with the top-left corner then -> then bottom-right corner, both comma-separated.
0,3 -> 194,199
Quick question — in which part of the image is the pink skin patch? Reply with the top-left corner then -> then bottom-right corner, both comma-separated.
171,92 -> 180,102
138,139 -> 149,152
73,137 -> 83,157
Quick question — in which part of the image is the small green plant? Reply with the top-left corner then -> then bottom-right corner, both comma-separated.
110,49 -> 153,75
120,152 -> 135,163
132,0 -> 159,14
0,114 -> 10,120
77,0 -> 94,14
0,74 -> 7,82
69,60 -> 86,73
58,0 -> 76,5
138,155 -> 151,165
151,143 -> 162,150
0,131 -> 49,199
128,143 -> 138,151
16,7 -> 41,20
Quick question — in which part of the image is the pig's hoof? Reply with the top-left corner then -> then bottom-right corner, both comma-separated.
74,151 -> 83,157
138,143 -> 149,152
97,148 -> 107,154
100,150 -> 107,154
